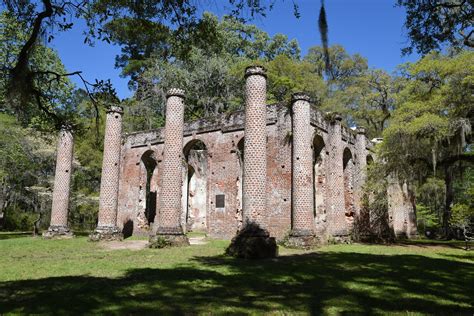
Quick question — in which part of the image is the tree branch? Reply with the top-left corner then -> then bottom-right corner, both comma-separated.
11,0 -> 53,78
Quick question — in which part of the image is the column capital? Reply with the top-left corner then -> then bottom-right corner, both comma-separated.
328,112 -> 343,122
106,105 -> 124,115
166,88 -> 185,99
59,123 -> 74,133
291,92 -> 311,103
245,65 -> 267,78
356,126 -> 367,135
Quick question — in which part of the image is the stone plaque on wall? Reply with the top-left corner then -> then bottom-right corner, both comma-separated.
216,194 -> 225,208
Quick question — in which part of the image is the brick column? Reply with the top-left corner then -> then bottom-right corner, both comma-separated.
242,66 -> 268,229
90,106 -> 124,241
288,93 -> 317,247
326,114 -> 348,240
226,66 -> 277,258
43,126 -> 74,238
150,88 -> 189,247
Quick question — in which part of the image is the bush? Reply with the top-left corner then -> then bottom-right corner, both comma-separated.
2,207 -> 38,231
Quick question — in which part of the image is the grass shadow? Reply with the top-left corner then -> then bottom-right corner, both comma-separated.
0,232 -> 32,240
0,251 -> 472,314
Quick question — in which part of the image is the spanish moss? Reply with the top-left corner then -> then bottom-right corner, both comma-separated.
318,0 -> 330,75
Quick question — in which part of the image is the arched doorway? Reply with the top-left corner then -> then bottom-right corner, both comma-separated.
236,137 -> 244,229
360,154 -> 375,228
343,148 -> 355,224
182,140 -> 208,232
313,135 -> 327,219
367,154 -> 374,166
138,150 -> 158,229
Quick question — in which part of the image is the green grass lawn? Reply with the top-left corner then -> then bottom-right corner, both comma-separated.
0,235 -> 473,315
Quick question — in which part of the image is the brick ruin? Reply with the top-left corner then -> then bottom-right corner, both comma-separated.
44,66 -> 418,243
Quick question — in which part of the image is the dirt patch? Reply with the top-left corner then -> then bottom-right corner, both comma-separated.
189,236 -> 208,245
101,240 -> 148,251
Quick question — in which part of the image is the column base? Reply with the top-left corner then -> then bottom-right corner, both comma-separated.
328,234 -> 352,244
149,226 -> 189,248
225,221 -> 278,259
149,234 -> 190,248
42,225 -> 74,239
89,226 -> 123,242
285,230 -> 318,249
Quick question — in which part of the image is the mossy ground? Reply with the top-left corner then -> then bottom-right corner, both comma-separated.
0,233 -> 473,315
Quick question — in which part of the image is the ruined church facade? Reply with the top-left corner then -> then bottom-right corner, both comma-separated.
117,87 -> 374,241
44,66 -> 417,242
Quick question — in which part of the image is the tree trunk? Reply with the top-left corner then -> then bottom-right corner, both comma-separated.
443,166 -> 454,238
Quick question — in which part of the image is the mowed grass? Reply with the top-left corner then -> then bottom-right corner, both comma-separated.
0,235 -> 473,315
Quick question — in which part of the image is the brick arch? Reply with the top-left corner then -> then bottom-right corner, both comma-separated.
182,139 -> 208,232
313,134 -> 327,220
342,147 -> 355,223
366,154 -> 374,165
313,134 -> 325,156
237,137 -> 245,157
139,149 -> 158,227
183,139 -> 208,158
343,147 -> 353,169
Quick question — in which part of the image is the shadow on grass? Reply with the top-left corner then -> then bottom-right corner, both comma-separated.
395,239 -> 468,250
0,252 -> 472,314
0,232 -> 32,240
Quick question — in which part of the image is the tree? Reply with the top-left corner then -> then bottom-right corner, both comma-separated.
379,50 -> 474,236
265,54 -> 325,103
344,69 -> 403,138
1,0 -> 282,127
0,11 -> 75,128
397,0 -> 474,55
140,48 -> 245,122
0,113 -> 56,230
305,45 -> 368,84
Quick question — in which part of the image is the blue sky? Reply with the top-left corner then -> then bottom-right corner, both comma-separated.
50,0 -> 419,100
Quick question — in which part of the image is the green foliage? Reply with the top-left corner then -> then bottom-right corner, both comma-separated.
380,51 -> 473,181
2,206 -> 37,231
141,48 -> 245,122
265,55 -> 324,103
0,11 -> 75,129
451,203 -> 473,228
416,177 -> 446,226
416,204 -> 441,234
397,0 -> 474,55
451,169 -> 474,228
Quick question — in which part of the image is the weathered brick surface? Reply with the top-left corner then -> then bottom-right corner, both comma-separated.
242,66 -> 267,229
343,147 -> 355,230
44,127 -> 74,238
91,106 -> 124,241
117,105 -> 380,241
155,89 -> 187,238
326,116 -> 348,238
98,106 -> 123,227
290,93 -> 314,237
387,179 -> 418,238
113,87 -> 417,242
313,132 -> 328,237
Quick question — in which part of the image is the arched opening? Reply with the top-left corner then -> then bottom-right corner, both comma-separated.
313,135 -> 327,220
367,154 -> 374,166
361,154 -> 375,227
182,140 -> 208,232
343,148 -> 355,223
138,150 -> 157,229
